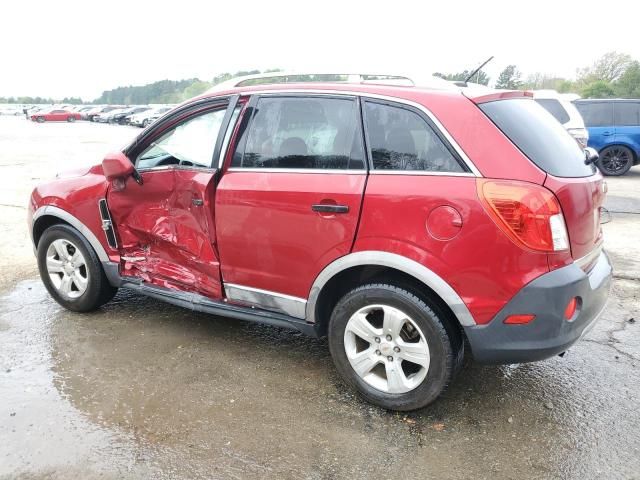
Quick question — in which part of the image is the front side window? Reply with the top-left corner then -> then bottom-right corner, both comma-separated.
364,101 -> 464,172
137,107 -> 228,169
614,102 -> 640,126
574,102 -> 613,127
233,96 -> 365,170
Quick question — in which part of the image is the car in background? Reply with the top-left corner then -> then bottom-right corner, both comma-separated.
86,106 -> 121,122
128,106 -> 172,127
0,107 -> 22,116
112,106 -> 150,125
533,90 -> 589,148
30,109 -> 81,123
94,107 -> 129,123
574,99 -> 640,176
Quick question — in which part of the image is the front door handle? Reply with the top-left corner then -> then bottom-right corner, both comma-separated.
311,204 -> 349,214
602,131 -> 613,136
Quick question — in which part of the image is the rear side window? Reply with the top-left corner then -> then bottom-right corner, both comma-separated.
574,102 -> 613,127
233,96 -> 365,170
480,99 -> 596,178
614,102 -> 640,126
534,99 -> 570,124
363,101 -> 465,173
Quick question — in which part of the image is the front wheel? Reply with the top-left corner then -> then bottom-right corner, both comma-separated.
36,116 -> 45,123
37,224 -> 117,312
598,145 -> 634,176
328,283 -> 460,411
67,116 -> 76,123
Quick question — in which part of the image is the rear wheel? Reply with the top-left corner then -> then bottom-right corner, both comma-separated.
142,119 -> 149,128
36,116 -> 45,123
37,224 -> 117,312
328,283 -> 459,411
598,145 -> 634,176
67,116 -> 76,123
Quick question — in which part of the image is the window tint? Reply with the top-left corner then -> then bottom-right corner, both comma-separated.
233,97 -> 364,170
364,101 -> 464,172
534,99 -> 570,124
574,102 -> 613,127
614,102 -> 640,126
481,99 -> 596,178
137,107 -> 228,169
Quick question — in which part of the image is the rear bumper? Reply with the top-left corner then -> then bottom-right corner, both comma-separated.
463,251 -> 612,364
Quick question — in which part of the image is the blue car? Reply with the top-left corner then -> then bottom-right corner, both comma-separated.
574,99 -> 640,176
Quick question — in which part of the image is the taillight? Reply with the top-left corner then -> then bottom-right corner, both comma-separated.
477,179 -> 569,252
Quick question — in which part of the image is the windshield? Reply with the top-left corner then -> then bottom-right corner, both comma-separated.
480,99 -> 596,178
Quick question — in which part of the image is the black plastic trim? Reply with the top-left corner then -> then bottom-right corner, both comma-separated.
120,280 -> 319,337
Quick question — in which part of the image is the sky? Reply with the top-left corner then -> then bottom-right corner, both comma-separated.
2,0 -> 639,101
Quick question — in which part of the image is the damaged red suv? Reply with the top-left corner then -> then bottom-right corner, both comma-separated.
29,74 -> 612,410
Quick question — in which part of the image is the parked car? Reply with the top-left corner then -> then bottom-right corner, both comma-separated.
94,108 -> 128,124
532,90 -> 589,148
112,106 -> 150,125
573,99 -> 640,176
87,106 -> 121,122
30,109 -> 81,123
29,74 -> 611,411
128,106 -> 172,127
0,107 -> 22,116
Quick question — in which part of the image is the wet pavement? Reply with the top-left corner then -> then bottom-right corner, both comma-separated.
1,115 -> 639,479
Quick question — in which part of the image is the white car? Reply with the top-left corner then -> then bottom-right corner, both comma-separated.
532,90 -> 589,148
129,106 -> 173,128
0,107 -> 22,116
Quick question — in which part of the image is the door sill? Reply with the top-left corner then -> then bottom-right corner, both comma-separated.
120,280 -> 319,337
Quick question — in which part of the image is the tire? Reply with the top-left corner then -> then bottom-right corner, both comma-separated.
36,116 -> 45,123
37,224 -> 117,312
598,145 -> 634,176
328,283 -> 459,411
67,116 -> 76,123
142,119 -> 149,128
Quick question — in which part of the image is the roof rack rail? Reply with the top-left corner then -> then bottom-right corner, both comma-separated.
207,71 -> 456,92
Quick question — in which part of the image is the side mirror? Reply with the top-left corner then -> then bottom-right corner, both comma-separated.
584,147 -> 599,166
102,151 -> 134,181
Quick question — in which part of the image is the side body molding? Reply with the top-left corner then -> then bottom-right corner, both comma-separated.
306,251 -> 476,327
31,205 -> 111,263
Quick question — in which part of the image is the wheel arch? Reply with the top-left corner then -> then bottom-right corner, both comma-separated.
306,251 -> 476,336
32,206 -> 110,262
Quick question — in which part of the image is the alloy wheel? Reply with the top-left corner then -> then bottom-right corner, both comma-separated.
46,239 -> 89,299
343,304 -> 430,394
600,147 -> 632,175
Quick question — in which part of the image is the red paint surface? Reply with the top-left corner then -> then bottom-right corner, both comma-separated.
215,171 -> 366,298
31,111 -> 81,122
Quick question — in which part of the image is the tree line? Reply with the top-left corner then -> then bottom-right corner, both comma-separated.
435,51 -> 639,98
2,55 -> 638,105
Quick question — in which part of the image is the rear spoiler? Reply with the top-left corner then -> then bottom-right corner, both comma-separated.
465,90 -> 533,105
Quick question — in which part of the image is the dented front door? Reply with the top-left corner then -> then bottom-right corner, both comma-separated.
106,99 -> 238,298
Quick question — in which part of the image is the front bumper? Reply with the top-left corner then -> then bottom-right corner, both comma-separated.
463,251 -> 612,364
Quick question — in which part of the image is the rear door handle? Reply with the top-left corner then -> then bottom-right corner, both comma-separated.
602,131 -> 613,136
311,204 -> 349,214
192,198 -> 204,206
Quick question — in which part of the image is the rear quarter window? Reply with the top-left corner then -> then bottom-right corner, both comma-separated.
614,102 -> 640,126
534,99 -> 570,124
480,99 -> 596,178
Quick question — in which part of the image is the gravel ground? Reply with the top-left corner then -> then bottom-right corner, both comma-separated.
0,115 -> 638,480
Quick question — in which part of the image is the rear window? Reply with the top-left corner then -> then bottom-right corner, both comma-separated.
614,102 -> 640,126
535,99 -> 570,124
574,102 -> 613,127
480,99 -> 596,178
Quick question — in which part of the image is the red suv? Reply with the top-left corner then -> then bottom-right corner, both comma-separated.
28,75 -> 612,411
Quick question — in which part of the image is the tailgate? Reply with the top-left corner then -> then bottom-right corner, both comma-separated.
544,174 -> 605,261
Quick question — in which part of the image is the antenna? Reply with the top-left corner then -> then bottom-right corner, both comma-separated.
464,56 -> 494,83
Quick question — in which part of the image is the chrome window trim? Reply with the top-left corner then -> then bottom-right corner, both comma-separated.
369,170 -> 476,177
306,251 -> 476,327
226,168 -> 367,175
224,283 -> 307,319
31,205 -> 110,262
136,164 -> 216,174
233,89 -> 482,177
